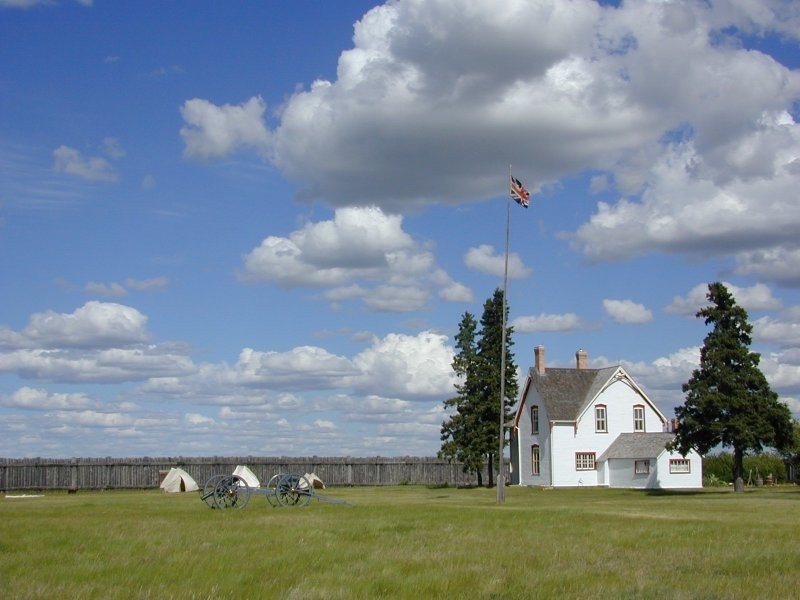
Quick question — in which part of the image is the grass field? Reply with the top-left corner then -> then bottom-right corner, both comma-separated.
1,484 -> 798,599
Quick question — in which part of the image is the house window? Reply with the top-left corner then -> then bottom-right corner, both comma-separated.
531,445 -> 540,475
575,452 -> 596,471
634,460 -> 650,474
531,405 -> 539,435
670,459 -> 691,474
633,405 -> 645,432
595,405 -> 607,433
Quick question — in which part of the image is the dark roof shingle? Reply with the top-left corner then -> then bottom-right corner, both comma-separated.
532,366 -> 619,421
598,432 -> 676,460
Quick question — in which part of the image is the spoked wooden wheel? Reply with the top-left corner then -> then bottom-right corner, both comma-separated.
265,473 -> 282,507
276,474 -> 312,507
213,475 -> 250,510
201,474 -> 228,509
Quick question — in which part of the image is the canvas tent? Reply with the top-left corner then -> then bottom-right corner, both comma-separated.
233,465 -> 261,488
159,467 -> 199,493
302,472 -> 325,489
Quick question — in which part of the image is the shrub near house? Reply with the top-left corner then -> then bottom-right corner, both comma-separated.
704,452 -> 788,485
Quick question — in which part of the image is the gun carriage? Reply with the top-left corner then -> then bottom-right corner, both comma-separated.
200,472 -> 347,510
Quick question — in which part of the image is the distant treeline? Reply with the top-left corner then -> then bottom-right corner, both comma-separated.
0,456 -> 506,491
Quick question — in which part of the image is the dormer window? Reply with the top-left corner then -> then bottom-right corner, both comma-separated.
595,405 -> 607,433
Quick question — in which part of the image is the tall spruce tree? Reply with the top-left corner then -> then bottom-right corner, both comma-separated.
439,289 -> 518,486
439,311 -> 485,483
672,282 -> 793,491
475,288 -> 518,483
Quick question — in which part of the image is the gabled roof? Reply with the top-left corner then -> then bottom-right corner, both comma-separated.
512,360 -> 667,430
597,432 -> 676,461
531,366 -> 620,421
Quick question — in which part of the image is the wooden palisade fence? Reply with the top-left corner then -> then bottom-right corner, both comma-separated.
0,456 -> 508,491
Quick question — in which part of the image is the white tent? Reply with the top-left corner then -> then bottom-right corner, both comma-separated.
159,467 -> 199,493
302,472 -> 325,489
232,465 -> 260,488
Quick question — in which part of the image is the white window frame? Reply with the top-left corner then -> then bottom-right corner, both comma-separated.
595,405 -> 607,433
633,405 -> 645,432
669,459 -> 691,474
575,452 -> 596,471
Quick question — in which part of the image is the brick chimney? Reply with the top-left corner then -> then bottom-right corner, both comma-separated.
576,348 -> 588,370
534,345 -> 546,375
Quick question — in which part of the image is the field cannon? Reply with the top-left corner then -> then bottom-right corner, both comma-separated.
200,471 -> 348,510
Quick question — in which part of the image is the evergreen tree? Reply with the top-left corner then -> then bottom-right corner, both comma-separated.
439,311 -> 485,483
672,282 -> 794,491
475,288 -> 518,483
439,289 -> 518,486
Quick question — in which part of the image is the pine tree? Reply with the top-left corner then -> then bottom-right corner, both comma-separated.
475,288 -> 518,483
439,289 -> 518,486
672,282 -> 793,491
439,311 -> 485,483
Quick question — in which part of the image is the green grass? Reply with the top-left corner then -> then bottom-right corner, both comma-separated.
1,485 -> 799,599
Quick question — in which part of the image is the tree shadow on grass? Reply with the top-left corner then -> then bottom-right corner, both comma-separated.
645,486 -> 800,498
644,488 -> 732,497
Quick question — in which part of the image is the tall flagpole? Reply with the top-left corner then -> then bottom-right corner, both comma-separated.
497,165 -> 512,504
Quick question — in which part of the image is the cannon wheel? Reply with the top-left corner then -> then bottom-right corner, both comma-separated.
201,474 -> 228,509
265,473 -> 282,507
276,473 -> 312,507
213,474 -> 251,510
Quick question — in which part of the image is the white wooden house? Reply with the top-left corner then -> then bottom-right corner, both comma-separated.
510,346 -> 702,489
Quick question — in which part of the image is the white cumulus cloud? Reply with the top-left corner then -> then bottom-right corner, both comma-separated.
464,244 -> 532,279
603,299 -> 653,324
180,96 -> 272,160
241,206 -> 469,311
512,313 -> 583,333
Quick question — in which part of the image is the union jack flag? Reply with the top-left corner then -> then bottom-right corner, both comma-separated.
510,176 -> 530,208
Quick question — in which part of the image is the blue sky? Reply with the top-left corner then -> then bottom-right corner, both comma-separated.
1,0 -> 799,459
